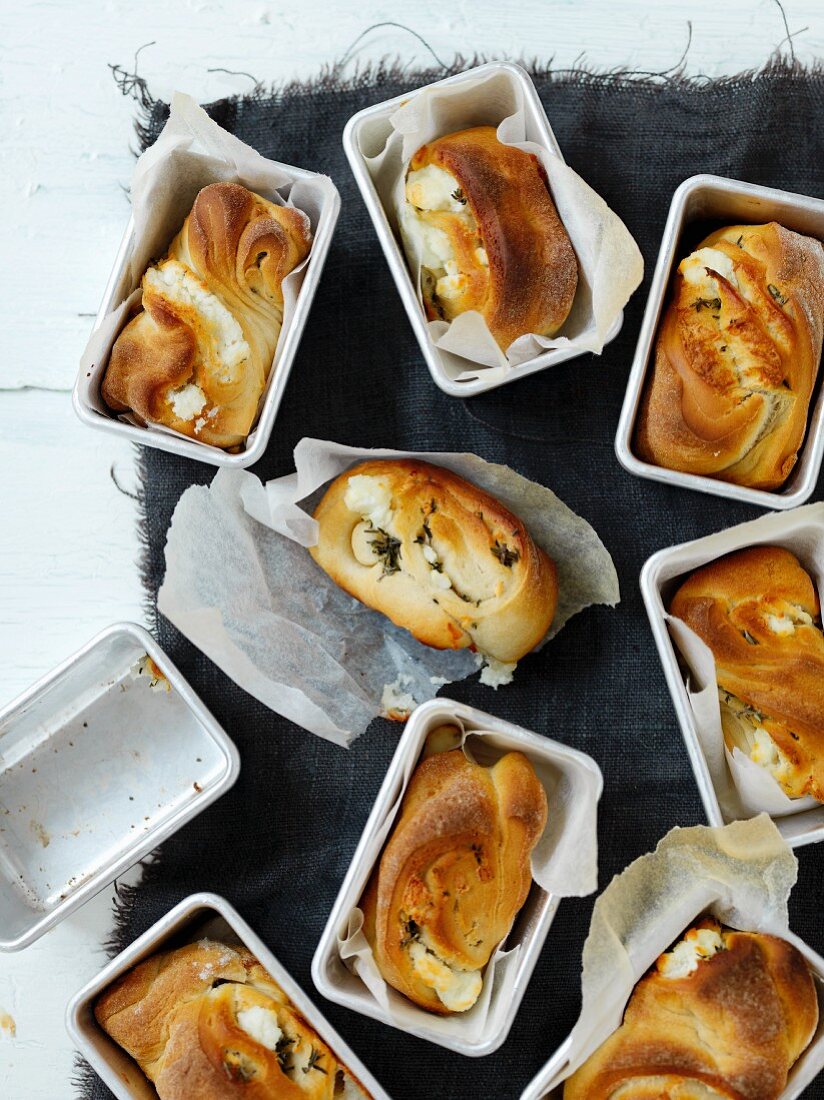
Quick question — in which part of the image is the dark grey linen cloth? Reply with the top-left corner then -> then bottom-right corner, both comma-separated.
80,62 -> 824,1099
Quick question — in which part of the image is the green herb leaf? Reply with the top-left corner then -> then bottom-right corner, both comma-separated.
451,187 -> 467,205
304,1048 -> 328,1076
767,283 -> 788,305
491,540 -> 520,567
693,297 -> 722,313
367,527 -> 402,576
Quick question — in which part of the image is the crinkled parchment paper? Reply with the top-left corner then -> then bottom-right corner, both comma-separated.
336,717 -> 602,1044
78,92 -> 337,454
358,66 -> 643,379
157,437 -> 620,745
662,503 -> 824,827
535,815 -> 799,1095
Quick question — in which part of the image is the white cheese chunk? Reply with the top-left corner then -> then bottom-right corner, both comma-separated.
766,614 -> 795,636
408,941 -> 483,1012
430,568 -> 452,590
344,474 -> 394,530
750,727 -> 792,783
168,382 -> 207,422
236,1005 -> 282,1050
405,165 -> 467,213
658,926 -> 724,979
422,544 -> 438,565
479,657 -> 517,688
680,247 -> 738,289
148,259 -> 249,384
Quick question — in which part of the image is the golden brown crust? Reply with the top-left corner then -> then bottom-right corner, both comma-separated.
405,125 -> 578,349
362,748 -> 547,1015
102,182 -> 311,449
94,940 -> 370,1099
308,458 -> 557,665
564,927 -> 818,1100
635,222 -> 824,490
669,545 -> 824,800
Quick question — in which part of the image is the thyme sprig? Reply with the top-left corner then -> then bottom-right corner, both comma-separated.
693,296 -> 721,313
491,540 -> 520,567
767,283 -> 788,305
303,1048 -> 328,1075
367,526 -> 402,576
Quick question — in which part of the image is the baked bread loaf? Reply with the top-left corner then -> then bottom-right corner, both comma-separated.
94,939 -> 370,1099
102,182 -> 312,449
635,222 -> 824,489
564,920 -> 818,1099
399,125 -> 578,350
670,545 -> 824,802
361,746 -> 547,1014
309,459 -> 557,668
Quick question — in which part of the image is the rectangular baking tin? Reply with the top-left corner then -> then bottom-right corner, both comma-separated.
0,624 -> 239,951
67,891 -> 391,1100
311,697 -> 603,1057
73,161 -> 340,468
519,930 -> 824,1100
615,173 -> 824,509
342,61 -> 623,398
639,502 -> 824,848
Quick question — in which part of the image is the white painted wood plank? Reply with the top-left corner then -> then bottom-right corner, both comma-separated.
1,2 -> 820,1096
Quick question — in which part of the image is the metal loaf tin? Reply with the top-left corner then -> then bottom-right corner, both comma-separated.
342,61 -> 623,398
67,892 -> 391,1100
615,173 -> 824,508
639,502 -> 824,848
73,165 -> 340,468
0,624 -> 239,950
519,927 -> 824,1100
311,697 -> 603,1057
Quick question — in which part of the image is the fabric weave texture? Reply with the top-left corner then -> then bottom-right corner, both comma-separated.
81,61 -> 824,1100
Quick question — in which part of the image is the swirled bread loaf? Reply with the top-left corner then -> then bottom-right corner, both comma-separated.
102,182 -> 311,449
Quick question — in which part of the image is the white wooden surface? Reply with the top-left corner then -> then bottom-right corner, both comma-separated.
1,1 -> 822,1095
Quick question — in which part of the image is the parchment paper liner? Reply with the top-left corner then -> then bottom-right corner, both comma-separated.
358,66 -> 643,380
79,92 -> 338,454
663,503 -> 824,827
535,815 -> 800,1094
157,437 -> 620,745
336,715 -> 601,1044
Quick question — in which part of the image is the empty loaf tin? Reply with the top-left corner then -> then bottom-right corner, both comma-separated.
0,623 -> 239,950
67,891 -> 392,1100
518,926 -> 824,1100
342,61 -> 624,398
312,697 -> 603,1057
615,173 -> 824,509
74,163 -> 340,469
639,502 -> 824,848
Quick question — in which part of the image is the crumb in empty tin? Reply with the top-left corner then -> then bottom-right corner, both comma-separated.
193,781 -> 202,793
30,820 -> 49,848
130,654 -> 171,693
0,1011 -> 15,1039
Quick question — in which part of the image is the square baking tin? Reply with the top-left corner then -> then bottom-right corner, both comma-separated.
342,62 -> 624,397
73,165 -> 340,468
519,927 -> 824,1100
67,891 -> 391,1100
311,697 -> 603,1057
615,173 -> 824,509
0,624 -> 239,950
640,503 -> 824,848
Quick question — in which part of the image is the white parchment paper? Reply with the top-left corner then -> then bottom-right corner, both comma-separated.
78,92 -> 338,453
157,437 -> 620,745
536,815 -> 799,1095
336,717 -> 602,1044
358,66 -> 643,380
661,503 -> 824,827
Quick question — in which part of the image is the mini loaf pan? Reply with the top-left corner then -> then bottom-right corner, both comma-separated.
342,61 -> 624,398
518,923 -> 824,1100
639,502 -> 824,848
74,165 -> 340,469
0,624 -> 239,951
615,173 -> 824,509
66,892 -> 392,1100
311,697 -> 603,1057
